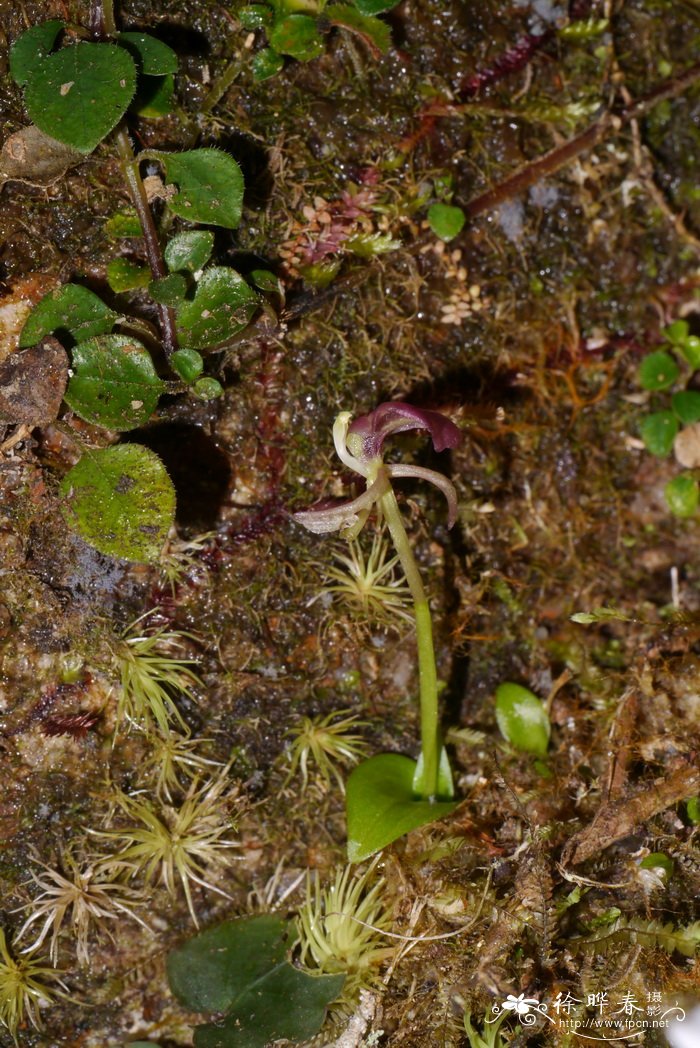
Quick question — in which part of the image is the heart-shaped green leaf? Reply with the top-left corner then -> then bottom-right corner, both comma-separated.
19,284 -> 119,347
153,149 -> 245,229
65,334 -> 165,429
24,42 -> 137,153
176,267 -> 258,349
164,231 -> 215,273
638,350 -> 679,391
346,754 -> 457,862
10,20 -> 64,86
118,32 -> 178,75
167,915 -> 344,1048
427,203 -> 466,242
252,47 -> 285,81
60,444 -> 175,563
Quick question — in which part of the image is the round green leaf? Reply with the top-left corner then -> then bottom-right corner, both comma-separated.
149,273 -> 188,305
164,231 -> 214,273
239,5 -> 274,30
664,473 -> 699,517
105,210 -> 142,238
59,444 -> 175,563
671,391 -> 700,423
176,267 -> 258,349
680,335 -> 700,369
354,0 -> 400,13
154,149 -> 245,229
193,377 -> 223,399
171,349 -> 204,382
639,852 -> 674,879
65,334 -> 166,429
106,258 -> 151,293
495,682 -> 550,756
639,411 -> 678,456
10,20 -> 64,86
427,203 -> 466,241
686,797 -> 700,823
269,15 -> 325,61
118,32 -> 178,75
252,48 -> 285,81
19,284 -> 119,347
24,42 -> 137,154
663,320 -> 689,345
638,350 -> 679,391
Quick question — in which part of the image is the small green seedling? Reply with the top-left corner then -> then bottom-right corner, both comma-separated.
295,402 -> 462,860
9,4 -> 262,562
636,318 -> 700,517
428,203 -> 466,242
239,0 -> 399,81
495,682 -> 550,757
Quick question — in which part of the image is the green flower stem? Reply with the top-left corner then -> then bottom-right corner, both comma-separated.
378,482 -> 440,802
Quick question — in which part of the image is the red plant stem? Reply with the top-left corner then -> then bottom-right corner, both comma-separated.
465,61 -> 700,219
459,29 -> 553,98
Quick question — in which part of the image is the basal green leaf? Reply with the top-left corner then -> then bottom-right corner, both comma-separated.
10,20 -> 64,86
154,149 -> 245,229
346,754 -> 457,862
427,203 -> 466,241
176,267 -> 258,349
164,231 -> 215,273
193,964 -> 344,1048
640,410 -> 678,456
171,348 -> 204,382
269,15 -> 325,61
326,5 -> 391,52
353,0 -> 401,14
193,377 -> 224,399
65,334 -> 165,429
19,284 -> 119,346
149,273 -> 189,305
252,47 -> 285,81
664,473 -> 699,518
60,444 -> 175,563
106,258 -> 151,293
638,350 -> 679,391
118,32 -> 178,75
24,42 -> 137,153
495,682 -> 550,756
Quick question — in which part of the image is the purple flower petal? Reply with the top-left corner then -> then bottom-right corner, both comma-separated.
347,401 -> 462,461
387,464 -> 459,528
293,474 -> 388,534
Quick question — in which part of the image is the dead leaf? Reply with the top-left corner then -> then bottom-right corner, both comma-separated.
0,338 -> 69,425
674,422 -> 700,468
0,125 -> 83,189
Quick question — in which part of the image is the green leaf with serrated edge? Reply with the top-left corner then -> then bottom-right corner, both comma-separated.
118,32 -> 178,75
672,391 -> 700,424
346,754 -> 457,862
106,258 -> 151,293
427,203 -> 466,241
176,267 -> 258,349
171,349 -> 203,382
252,47 -> 285,80
132,74 -> 175,118
59,444 -> 175,563
165,231 -> 214,273
353,0 -> 400,14
10,20 -> 64,86
326,5 -> 391,52
24,43 -> 137,154
269,15 -> 325,60
19,285 -> 119,347
149,273 -> 188,305
640,411 -> 678,456
638,350 -> 679,391
151,149 -> 244,229
105,210 -> 142,237
665,473 -> 699,518
167,914 -> 343,1048
495,682 -> 550,756
65,334 -> 165,429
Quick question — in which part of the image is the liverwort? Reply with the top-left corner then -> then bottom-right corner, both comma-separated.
295,402 -> 462,859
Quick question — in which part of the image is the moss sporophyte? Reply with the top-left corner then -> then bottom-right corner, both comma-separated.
294,402 -> 462,860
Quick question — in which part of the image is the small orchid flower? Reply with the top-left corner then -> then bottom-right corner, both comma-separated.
294,402 -> 462,538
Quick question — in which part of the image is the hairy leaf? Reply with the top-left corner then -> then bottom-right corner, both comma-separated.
176,267 -> 258,349
60,444 -> 175,563
118,32 -> 178,75
165,231 -> 215,273
19,284 -> 119,346
269,15 -> 325,61
24,42 -> 137,153
9,20 -> 64,86
65,334 -> 165,429
153,149 -> 245,229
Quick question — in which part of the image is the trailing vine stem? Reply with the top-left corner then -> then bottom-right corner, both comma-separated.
92,0 -> 179,359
